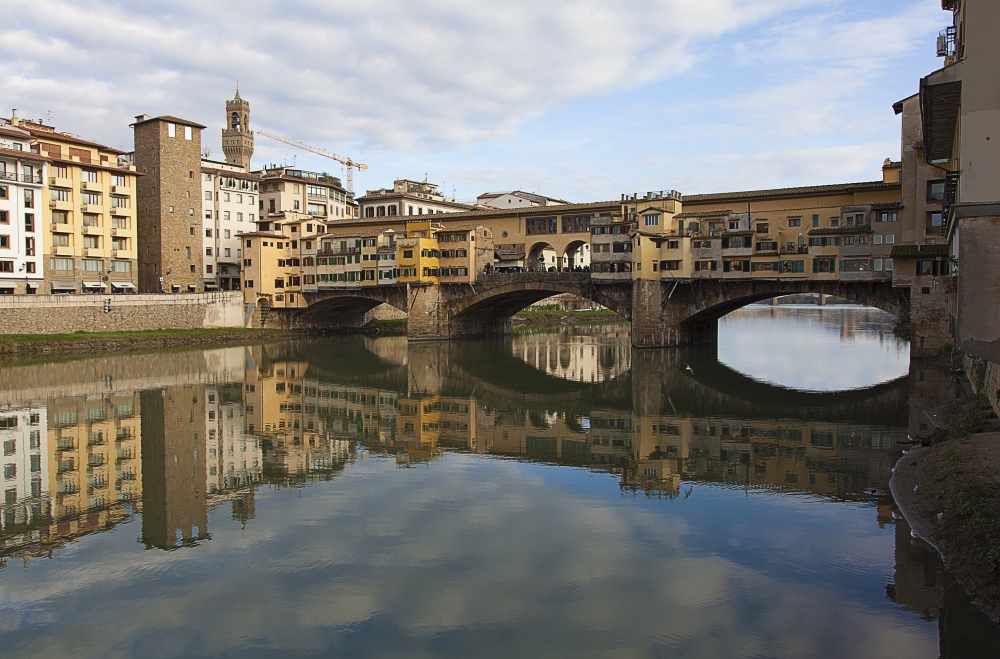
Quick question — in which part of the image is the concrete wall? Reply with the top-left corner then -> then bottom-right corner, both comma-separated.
0,292 -> 246,334
964,352 -> 1000,423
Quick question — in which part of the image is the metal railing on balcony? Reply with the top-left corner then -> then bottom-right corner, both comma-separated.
22,173 -> 43,184
0,172 -> 16,182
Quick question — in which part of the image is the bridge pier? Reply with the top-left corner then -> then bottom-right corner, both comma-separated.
631,279 -> 719,348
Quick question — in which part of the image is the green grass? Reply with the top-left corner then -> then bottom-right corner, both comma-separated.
0,327 -> 276,343
928,393 -> 997,444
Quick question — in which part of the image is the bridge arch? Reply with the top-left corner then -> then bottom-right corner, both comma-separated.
527,241 -> 558,270
563,239 -> 589,270
259,286 -> 408,330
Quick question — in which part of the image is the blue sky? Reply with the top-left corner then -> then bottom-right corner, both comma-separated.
0,0 -> 948,201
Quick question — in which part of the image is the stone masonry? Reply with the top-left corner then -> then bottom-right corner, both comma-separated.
133,116 -> 206,293
0,292 -> 245,334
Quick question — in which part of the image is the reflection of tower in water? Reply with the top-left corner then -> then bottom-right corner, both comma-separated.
140,388 -> 209,549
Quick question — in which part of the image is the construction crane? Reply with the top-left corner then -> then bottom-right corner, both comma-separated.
256,130 -> 367,195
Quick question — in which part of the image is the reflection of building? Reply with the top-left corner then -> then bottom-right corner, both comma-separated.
512,326 -> 631,383
205,383 -> 262,496
0,406 -> 48,538
140,388 -> 208,549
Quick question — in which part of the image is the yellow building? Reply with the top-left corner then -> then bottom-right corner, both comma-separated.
11,116 -> 139,294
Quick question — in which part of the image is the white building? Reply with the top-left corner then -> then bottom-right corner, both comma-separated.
0,122 -> 46,294
477,190 -> 568,209
256,166 -> 353,222
0,406 -> 49,533
204,385 -> 262,495
201,159 -> 259,291
357,179 -> 476,218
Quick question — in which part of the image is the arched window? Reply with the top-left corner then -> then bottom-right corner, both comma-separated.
231,112 -> 241,132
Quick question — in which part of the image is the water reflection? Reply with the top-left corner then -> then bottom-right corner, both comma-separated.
718,305 -> 910,391
0,319 -> 996,657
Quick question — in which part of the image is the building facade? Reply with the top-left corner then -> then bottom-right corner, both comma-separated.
357,179 -> 474,219
0,121 -> 46,294
256,167 -> 352,221
132,115 -> 206,293
9,115 -> 139,295
201,159 -> 258,291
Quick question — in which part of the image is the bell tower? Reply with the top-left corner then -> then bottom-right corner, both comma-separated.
222,85 -> 254,172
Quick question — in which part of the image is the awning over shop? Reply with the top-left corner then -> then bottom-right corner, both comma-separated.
83,281 -> 108,289
51,281 -> 76,290
920,77 -> 962,162
111,282 -> 136,289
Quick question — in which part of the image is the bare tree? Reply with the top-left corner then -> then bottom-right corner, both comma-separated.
201,146 -> 213,158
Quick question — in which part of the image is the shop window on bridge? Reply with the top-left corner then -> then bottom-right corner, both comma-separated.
611,242 -> 631,253
877,210 -> 899,222
915,259 -> 948,276
694,260 -> 717,272
813,258 -> 836,273
755,222 -> 769,234
562,215 -> 591,233
809,237 -> 839,247
438,233 -> 467,242
810,430 -> 834,446
839,259 -> 871,272
659,260 -> 682,271
525,217 -> 557,235
722,260 -> 750,272
750,261 -> 776,272
723,236 -> 752,249
780,260 -> 804,273
755,241 -> 778,252
692,240 -> 712,249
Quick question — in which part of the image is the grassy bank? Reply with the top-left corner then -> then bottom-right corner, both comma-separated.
893,391 -> 1000,622
0,327 -> 294,363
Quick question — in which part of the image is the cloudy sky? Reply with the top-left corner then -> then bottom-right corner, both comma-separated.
1,0 -> 946,201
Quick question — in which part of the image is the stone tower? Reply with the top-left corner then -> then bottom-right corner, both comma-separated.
222,86 -> 254,172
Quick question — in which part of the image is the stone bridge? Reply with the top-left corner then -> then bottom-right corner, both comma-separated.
262,273 -> 911,348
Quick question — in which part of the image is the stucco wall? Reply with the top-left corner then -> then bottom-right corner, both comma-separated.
0,292 -> 246,334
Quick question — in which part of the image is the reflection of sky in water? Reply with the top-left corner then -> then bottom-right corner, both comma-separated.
0,454 -> 936,659
718,306 -> 910,391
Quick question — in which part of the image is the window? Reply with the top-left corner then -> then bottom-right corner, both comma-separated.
780,260 -> 805,273
0,260 -> 11,272
885,234 -> 895,244
755,241 -> 778,251
830,218 -> 839,227
51,233 -> 70,247
206,228 -> 213,238
756,223 -> 769,234
50,258 -> 74,270
873,235 -> 883,245
24,214 -> 33,232
885,258 -> 893,271
185,246 -> 191,259
788,218 -> 801,227
643,214 -> 659,227
722,260 -> 749,272
858,235 -> 869,244
52,164 -> 68,178
812,214 -> 819,227
111,260 -> 130,272
728,221 -> 740,230
204,191 -> 212,200
51,188 -> 69,202
184,125 -> 192,140
928,180 -> 945,202
694,260 -> 717,271
525,216 -> 557,235
83,259 -> 102,272
840,258 -> 871,272
206,248 -> 213,256
878,211 -> 898,222
808,236 -> 839,247
403,250 -> 413,259
167,123 -> 176,138
0,211 -> 5,224
224,229 -> 230,239
0,235 -> 7,248
929,212 -> 943,227
82,192 -> 100,205
812,257 -> 835,273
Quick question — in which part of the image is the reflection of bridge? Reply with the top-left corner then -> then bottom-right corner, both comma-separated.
266,272 -> 911,348
278,336 -> 910,427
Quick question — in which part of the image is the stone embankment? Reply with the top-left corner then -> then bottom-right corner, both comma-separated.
891,435 -> 1000,623
0,292 -> 249,334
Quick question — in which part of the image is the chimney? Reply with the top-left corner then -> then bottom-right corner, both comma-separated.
11,109 -> 17,126
134,114 -> 152,123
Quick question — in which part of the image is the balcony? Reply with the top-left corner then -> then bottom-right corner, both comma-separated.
83,225 -> 103,235
111,205 -> 130,215
0,172 -> 15,182
80,204 -> 102,214
21,173 -> 43,184
53,245 -> 74,256
111,185 -> 129,195
83,247 -> 103,257
81,181 -> 102,192
51,223 -> 72,233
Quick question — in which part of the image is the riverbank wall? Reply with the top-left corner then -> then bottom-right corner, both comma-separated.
964,352 -> 1000,421
0,292 -> 247,334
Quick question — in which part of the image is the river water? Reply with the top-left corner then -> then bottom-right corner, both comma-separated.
0,305 -> 998,658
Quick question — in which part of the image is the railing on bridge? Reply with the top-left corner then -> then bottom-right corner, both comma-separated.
477,271 -> 592,284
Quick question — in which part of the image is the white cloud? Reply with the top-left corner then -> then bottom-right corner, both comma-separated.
0,0 -> 819,155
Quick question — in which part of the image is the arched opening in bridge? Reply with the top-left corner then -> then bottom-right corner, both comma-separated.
563,240 -> 590,271
527,242 -> 558,271
714,295 -> 908,391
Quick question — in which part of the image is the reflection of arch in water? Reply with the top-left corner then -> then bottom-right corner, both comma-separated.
512,327 -> 631,384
